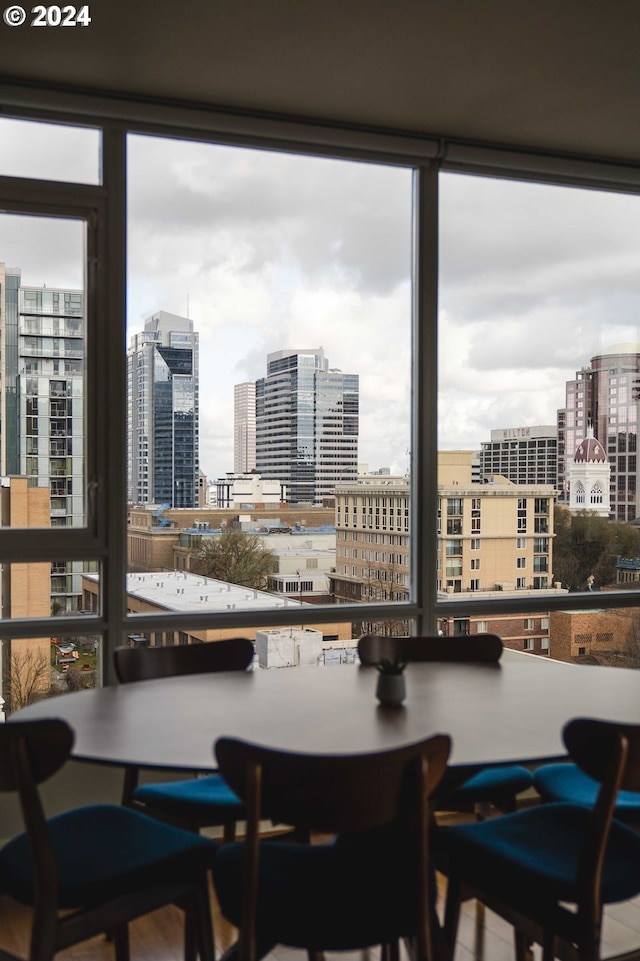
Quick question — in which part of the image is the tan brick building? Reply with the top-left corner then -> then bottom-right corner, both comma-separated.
0,477 -> 52,709
331,455 -> 566,650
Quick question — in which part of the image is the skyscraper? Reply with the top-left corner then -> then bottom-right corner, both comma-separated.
255,347 -> 358,506
0,263 -> 86,611
127,311 -> 199,508
234,381 -> 256,474
557,344 -> 640,521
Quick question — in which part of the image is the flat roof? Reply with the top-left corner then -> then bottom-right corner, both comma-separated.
84,571 -> 307,613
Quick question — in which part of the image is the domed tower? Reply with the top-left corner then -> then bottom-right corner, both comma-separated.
569,426 -> 611,517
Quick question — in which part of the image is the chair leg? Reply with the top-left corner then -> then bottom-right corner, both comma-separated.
381,943 -> 400,961
472,901 -> 485,961
514,929 -> 534,961
443,877 -> 462,951
223,821 -> 236,844
190,877 -> 216,961
113,925 -> 130,961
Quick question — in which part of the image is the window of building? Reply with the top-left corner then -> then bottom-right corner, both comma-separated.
516,557 -> 526,569
1,93 -> 639,700
476,620 -> 488,633
523,638 -> 534,651
524,618 -> 535,630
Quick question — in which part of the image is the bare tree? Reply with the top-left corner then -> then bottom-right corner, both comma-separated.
190,531 -> 276,589
7,647 -> 51,713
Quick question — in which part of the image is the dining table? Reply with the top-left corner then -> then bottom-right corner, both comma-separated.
15,649 -> 640,773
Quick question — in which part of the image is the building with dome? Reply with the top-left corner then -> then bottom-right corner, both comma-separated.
568,426 -> 611,517
558,344 -> 640,522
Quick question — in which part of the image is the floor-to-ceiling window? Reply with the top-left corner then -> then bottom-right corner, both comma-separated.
0,98 -> 639,703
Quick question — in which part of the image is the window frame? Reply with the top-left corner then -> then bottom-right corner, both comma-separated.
0,88 -> 639,684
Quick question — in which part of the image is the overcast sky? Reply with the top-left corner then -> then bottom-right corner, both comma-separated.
1,118 -> 640,479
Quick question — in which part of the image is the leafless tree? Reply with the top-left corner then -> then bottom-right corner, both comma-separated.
7,647 -> 51,713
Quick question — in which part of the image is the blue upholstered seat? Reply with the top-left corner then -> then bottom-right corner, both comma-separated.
534,761 -> 640,819
435,803 -> 640,907
133,774 -> 244,823
0,803 -> 217,909
214,829 -> 419,952
444,764 -> 533,807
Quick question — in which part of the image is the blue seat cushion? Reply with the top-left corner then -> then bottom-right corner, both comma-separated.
434,802 -> 640,908
444,764 -> 533,806
0,803 -> 217,909
213,828 -> 421,950
134,774 -> 244,822
534,763 -> 640,818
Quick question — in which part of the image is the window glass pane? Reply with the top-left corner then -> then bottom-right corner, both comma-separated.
0,215 -> 87,529
4,631 -> 101,716
439,173 -> 640,623
127,135 -> 412,629
0,118 -> 101,184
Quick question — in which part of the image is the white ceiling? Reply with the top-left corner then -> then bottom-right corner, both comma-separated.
0,0 -> 639,163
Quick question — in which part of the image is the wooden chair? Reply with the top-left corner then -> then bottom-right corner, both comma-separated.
0,718 -> 215,961
434,717 -> 640,961
114,637 -> 254,842
357,634 -> 534,813
212,733 -> 451,961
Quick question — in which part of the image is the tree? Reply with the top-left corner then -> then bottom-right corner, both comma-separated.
190,531 -> 276,590
7,647 -> 51,713
552,507 -> 640,590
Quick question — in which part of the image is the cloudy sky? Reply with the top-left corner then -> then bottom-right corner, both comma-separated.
2,118 -> 640,479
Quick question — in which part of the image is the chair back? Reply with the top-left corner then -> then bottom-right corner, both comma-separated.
564,717 -> 640,796
215,734 -> 450,835
0,720 -> 74,920
358,633 -> 503,665
0,718 -> 73,791
113,636 -> 254,683
215,733 -> 450,961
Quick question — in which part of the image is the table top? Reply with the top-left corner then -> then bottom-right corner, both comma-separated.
15,651 -> 640,771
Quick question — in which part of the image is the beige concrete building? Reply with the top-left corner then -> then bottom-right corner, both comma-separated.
331,456 -> 567,650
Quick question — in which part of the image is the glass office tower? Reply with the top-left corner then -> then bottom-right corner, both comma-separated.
255,347 -> 358,506
127,311 -> 199,508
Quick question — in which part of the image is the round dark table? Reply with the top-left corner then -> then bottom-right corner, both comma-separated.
15,651 -> 640,771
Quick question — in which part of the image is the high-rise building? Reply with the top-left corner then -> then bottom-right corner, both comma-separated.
479,425 -> 558,488
0,264 -> 87,611
234,381 -> 256,473
557,344 -> 640,521
255,347 -> 359,506
127,311 -> 199,508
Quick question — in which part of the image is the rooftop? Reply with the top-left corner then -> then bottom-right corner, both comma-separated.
84,571 -> 308,613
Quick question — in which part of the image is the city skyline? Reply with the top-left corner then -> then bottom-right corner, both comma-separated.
1,118 -> 640,482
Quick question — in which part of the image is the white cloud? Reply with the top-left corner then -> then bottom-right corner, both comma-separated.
2,125 -> 640,481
